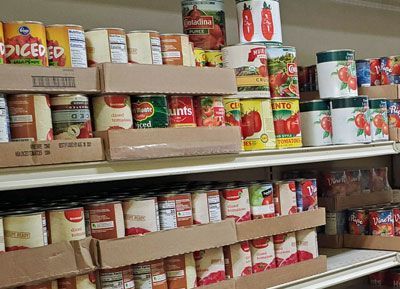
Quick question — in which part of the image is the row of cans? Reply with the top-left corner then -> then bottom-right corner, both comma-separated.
13,274 -> 96,289
356,56 -> 400,87
369,268 -> 400,287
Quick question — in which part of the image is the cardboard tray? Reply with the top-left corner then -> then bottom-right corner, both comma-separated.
319,190 -> 393,212
0,238 -> 96,289
0,138 -> 105,168
318,234 -> 344,249
0,65 -> 99,93
95,127 -> 242,161
99,63 -> 237,95
359,85 -> 400,99
344,234 -> 400,251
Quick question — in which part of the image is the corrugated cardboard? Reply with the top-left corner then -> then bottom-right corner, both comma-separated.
0,138 -> 104,168
0,65 -> 99,93
344,234 -> 400,251
236,209 -> 326,242
99,63 -> 237,95
359,85 -> 399,99
95,127 -> 242,161
97,220 -> 237,269
318,234 -> 344,249
319,190 -> 393,212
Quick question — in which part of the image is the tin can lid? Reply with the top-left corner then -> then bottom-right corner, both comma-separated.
128,30 -> 160,34
87,27 -> 125,32
12,94 -> 49,97
54,94 -> 88,98
5,20 -> 44,25
160,33 -> 188,37
46,24 -> 83,29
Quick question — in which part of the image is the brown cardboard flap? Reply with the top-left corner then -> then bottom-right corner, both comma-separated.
319,190 -> 393,212
95,127 -> 242,161
359,85 -> 399,99
236,209 -> 326,242
318,234 -> 344,249
0,65 -> 99,93
0,138 -> 105,168
99,63 -> 237,95
344,234 -> 400,251
72,238 -> 98,273
98,220 -> 237,268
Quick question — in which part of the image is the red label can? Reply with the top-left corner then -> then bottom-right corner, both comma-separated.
165,253 -> 197,289
348,208 -> 369,235
123,197 -> 160,236
58,273 -> 97,289
195,96 -> 225,127
369,209 -> 394,236
20,281 -> 58,289
370,58 -> 381,86
158,193 -> 193,230
273,232 -> 298,268
168,96 -> 197,128
47,206 -> 86,243
223,242 -> 252,278
273,181 -> 298,216
295,179 -> 318,212
191,189 -> 222,225
394,207 -> 400,236
220,186 -> 251,223
249,237 -> 276,273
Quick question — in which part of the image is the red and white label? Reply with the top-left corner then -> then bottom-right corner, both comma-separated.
296,228 -> 319,261
165,254 -> 197,289
191,190 -> 222,225
249,237 -> 276,273
158,194 -> 193,230
273,182 -> 298,216
223,242 -> 253,278
194,248 -> 226,286
99,266 -> 135,289
123,197 -> 160,236
220,187 -> 251,223
394,208 -> 400,236
273,233 -> 298,267
133,260 -> 168,289
168,96 -> 196,128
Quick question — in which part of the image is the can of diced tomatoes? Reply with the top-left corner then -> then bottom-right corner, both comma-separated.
220,186 -> 251,223
126,30 -> 163,65
273,232 -> 298,267
295,179 -> 318,212
273,181 -> 297,216
168,96 -> 197,128
205,50 -> 223,68
0,23 -> 6,64
250,237 -> 276,273
387,100 -> 400,142
132,95 -> 169,129
222,44 -> 269,98
223,98 -> 241,127
223,242 -> 252,278
369,208 -> 394,236
133,259 -> 168,289
195,96 -> 225,127
348,208 -> 368,235
331,96 -> 371,145
8,94 -> 53,141
316,49 -> 357,98
46,205 -> 86,243
194,48 -> 206,67
267,46 -> 299,98
160,34 -> 191,66
4,210 -> 48,251
58,273 -> 97,289
20,281 -> 58,289
99,266 -> 135,289
46,24 -> 87,67
249,182 -> 275,219
356,58 -> 381,87
51,94 -> 93,139
300,100 -> 332,147
191,189 -> 222,224
369,99 -> 389,142
92,95 -> 133,130
271,98 -> 302,148
123,197 -> 160,236
4,21 -> 48,66
85,28 -> 128,66
194,247 -> 225,286
296,228 -> 318,261
235,0 -> 282,46
85,200 -> 125,240
158,193 -> 193,230
381,56 -> 400,85
240,98 -> 276,151
394,207 -> 400,236
0,95 -> 10,142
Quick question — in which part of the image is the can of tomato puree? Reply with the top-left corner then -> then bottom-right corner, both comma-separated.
51,94 -> 93,139
273,181 -> 297,216
20,281 -> 58,289
92,95 -> 133,130
331,96 -> 371,145
222,44 -> 270,98
168,96 -> 197,127
160,34 -> 191,66
235,0 -> 282,46
191,189 -> 222,224
316,49 -> 357,98
194,247 -> 225,286
127,30 -> 163,65
273,232 -> 298,267
300,100 -> 332,147
250,237 -> 276,273
195,96 -> 225,127
271,98 -> 302,148
369,99 -> 389,142
0,95 -> 10,142
4,21 -> 48,66
220,186 -> 251,223
223,241 -> 252,278
133,259 -> 168,289
58,273 -> 97,289
296,228 -> 319,261
0,23 -> 6,64
46,24 -> 87,67
8,94 -> 53,141
85,28 -> 128,66
99,266 -> 135,289
356,58 -> 381,87
123,197 -> 160,236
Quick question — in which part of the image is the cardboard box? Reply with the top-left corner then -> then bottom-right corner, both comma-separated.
359,85 -> 399,99
0,138 -> 104,168
300,91 -> 320,101
0,65 -> 99,93
0,239 -> 96,289
344,234 -> 400,251
319,190 -> 393,212
99,63 -> 237,95
318,234 -> 344,249
96,127 -> 242,161
236,209 -> 326,242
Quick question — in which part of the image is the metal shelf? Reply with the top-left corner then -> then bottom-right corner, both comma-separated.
269,249 -> 400,289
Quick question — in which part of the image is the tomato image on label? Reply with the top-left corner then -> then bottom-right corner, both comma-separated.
333,62 -> 358,92
242,3 -> 254,41
348,111 -> 370,138
314,113 -> 332,139
47,39 -> 66,66
261,2 -> 274,40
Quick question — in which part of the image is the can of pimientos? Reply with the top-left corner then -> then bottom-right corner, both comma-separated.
235,0 -> 282,46
0,94 -> 10,142
160,33 -> 191,66
92,95 -> 133,130
316,49 -> 357,98
369,99 -> 389,142
51,94 -> 93,139
223,98 -> 241,127
249,182 -> 275,219
126,30 -> 163,65
381,55 -> 400,85
331,96 -> 371,145
195,96 -> 225,127
132,95 -> 169,129
222,44 -> 270,98
267,46 -> 299,98
300,100 -> 332,147
387,100 -> 400,142
99,266 -> 135,289
356,58 -> 381,87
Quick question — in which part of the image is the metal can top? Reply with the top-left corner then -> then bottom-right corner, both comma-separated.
128,30 -> 160,34
4,20 -> 44,25
12,93 -> 48,98
54,94 -> 88,98
271,97 -> 300,101
85,199 -> 121,207
87,27 -> 125,32
267,45 -> 296,51
300,99 -> 331,112
46,24 -> 84,29
160,33 -> 188,37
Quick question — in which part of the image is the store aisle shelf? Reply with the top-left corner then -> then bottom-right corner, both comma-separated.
0,141 -> 396,191
269,249 -> 400,289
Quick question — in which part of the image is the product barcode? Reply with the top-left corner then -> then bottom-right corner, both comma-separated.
32,76 -> 76,88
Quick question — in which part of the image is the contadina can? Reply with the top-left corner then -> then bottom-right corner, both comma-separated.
51,94 -> 93,139
0,94 -> 10,142
267,46 -> 299,98
331,96 -> 371,145
235,0 -> 282,46
356,58 -> 381,87
132,95 -> 169,129
8,94 -> 53,141
85,28 -> 128,66
271,98 -> 302,148
369,99 -> 389,142
46,24 -> 87,67
4,21 -> 48,66
126,30 -> 163,65
160,33 -> 191,66
300,100 -> 332,147
316,49 -> 358,99
240,98 -> 276,151
222,44 -> 270,98
381,55 -> 400,85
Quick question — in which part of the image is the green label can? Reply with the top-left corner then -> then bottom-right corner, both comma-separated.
132,95 -> 169,129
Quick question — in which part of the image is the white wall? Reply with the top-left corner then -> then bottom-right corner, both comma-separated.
2,0 -> 400,65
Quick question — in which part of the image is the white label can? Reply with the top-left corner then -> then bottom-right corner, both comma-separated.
191,189 -> 222,225
369,99 -> 389,142
127,30 -> 163,65
296,228 -> 319,261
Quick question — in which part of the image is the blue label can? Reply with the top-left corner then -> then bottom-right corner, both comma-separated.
356,60 -> 371,87
0,95 -> 10,142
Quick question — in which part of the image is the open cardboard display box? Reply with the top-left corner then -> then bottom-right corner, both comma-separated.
344,234 -> 400,251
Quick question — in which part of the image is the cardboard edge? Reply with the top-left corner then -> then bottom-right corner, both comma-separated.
343,234 -> 400,251
71,238 -> 97,273
318,234 -> 344,249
